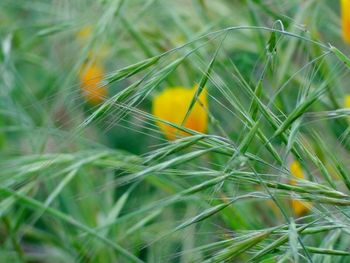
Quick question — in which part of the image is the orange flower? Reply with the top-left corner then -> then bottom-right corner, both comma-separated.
152,86 -> 208,140
79,62 -> 107,105
341,0 -> 350,43
290,160 -> 311,216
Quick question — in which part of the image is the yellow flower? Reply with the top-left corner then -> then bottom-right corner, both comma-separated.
79,62 -> 107,105
341,0 -> 350,44
345,95 -> 350,108
290,160 -> 311,216
77,26 -> 92,41
152,86 -> 208,140
290,160 -> 304,179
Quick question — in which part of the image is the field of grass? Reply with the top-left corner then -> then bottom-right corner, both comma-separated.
1,0 -> 350,262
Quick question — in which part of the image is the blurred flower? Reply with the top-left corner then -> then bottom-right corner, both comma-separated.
341,0 -> 350,43
152,86 -> 208,140
76,25 -> 110,60
345,94 -> 350,108
77,26 -> 92,41
266,199 -> 282,219
79,62 -> 107,105
290,160 -> 311,216
76,26 -> 108,105
325,161 -> 340,179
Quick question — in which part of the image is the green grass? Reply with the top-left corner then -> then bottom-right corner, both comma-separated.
1,0 -> 350,262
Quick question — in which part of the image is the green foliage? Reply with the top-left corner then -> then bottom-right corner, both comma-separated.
1,0 -> 350,262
